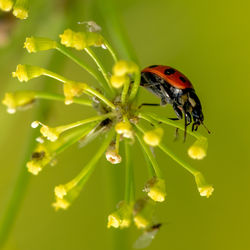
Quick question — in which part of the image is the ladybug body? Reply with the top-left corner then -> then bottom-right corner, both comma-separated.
140,65 -> 205,132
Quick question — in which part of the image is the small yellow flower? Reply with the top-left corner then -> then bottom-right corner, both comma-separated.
13,0 -> 29,20
24,37 -> 57,53
144,177 -> 166,202
0,0 -> 14,11
110,75 -> 129,89
26,144 -> 52,175
188,138 -> 208,160
133,199 -> 155,229
194,172 -> 214,198
2,91 -> 35,114
143,127 -> 164,147
54,185 -> 67,199
52,198 -> 70,211
134,214 -> 150,229
59,29 -> 104,51
31,121 -> 60,142
112,60 -> 139,76
107,201 -> 132,229
12,64 -> 44,82
63,81 -> 87,105
115,121 -> 133,139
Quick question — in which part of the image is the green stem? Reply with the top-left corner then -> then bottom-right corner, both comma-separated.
41,69 -> 116,110
136,122 -> 199,176
103,38 -> 119,63
124,140 -> 135,204
135,129 -> 163,178
138,112 -> 206,140
56,43 -> 108,90
128,71 -> 141,102
69,129 -> 115,187
121,77 -> 130,105
57,113 -> 115,133
34,91 -> 92,106
84,47 -> 115,96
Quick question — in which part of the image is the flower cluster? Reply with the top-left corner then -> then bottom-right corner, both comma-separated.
2,23 -> 213,235
0,0 -> 29,19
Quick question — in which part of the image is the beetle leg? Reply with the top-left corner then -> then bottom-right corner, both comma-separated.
138,103 -> 161,109
171,103 -> 183,120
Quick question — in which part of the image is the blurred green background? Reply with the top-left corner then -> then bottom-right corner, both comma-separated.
0,0 -> 250,249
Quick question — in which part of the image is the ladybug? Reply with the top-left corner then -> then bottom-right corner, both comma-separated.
140,65 -> 210,137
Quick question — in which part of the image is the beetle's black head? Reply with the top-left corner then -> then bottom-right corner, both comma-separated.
191,106 -> 204,131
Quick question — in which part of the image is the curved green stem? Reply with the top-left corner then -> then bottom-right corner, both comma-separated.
128,71 -> 141,102
121,77 -> 130,105
84,47 -> 115,96
135,129 -> 163,178
56,43 -> 108,91
103,38 -> 119,63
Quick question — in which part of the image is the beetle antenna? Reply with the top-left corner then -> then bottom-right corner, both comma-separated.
201,121 -> 211,134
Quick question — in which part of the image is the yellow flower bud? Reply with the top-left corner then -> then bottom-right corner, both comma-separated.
0,0 -> 14,11
63,81 -> 87,105
12,64 -> 44,82
54,185 -> 67,199
113,60 -> 139,76
110,75 -> 129,89
188,138 -> 208,160
26,144 -> 52,175
2,91 -> 35,114
13,0 -> 29,19
134,214 -> 150,229
52,198 -> 70,211
115,121 -> 133,139
59,29 -> 87,50
194,172 -> 214,198
144,177 -> 166,202
24,36 -> 57,53
133,199 -> 155,229
107,201 -> 132,229
86,32 -> 104,47
143,127 -> 164,147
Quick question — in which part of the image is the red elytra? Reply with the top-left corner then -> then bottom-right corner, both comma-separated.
142,65 -> 193,89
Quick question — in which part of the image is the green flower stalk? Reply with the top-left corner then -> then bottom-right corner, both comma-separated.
2,24 -> 213,245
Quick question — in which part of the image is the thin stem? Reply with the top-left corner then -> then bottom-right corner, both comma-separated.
115,133 -> 120,153
121,77 -> 130,105
57,113 -> 115,133
84,47 -> 115,95
158,143 -> 198,176
41,69 -> 116,110
135,129 -> 163,178
34,91 -> 92,106
85,87 -> 116,110
69,129 -> 115,186
103,38 -> 119,63
138,112 -> 206,140
124,140 -> 135,204
56,43 -> 108,90
128,71 -> 140,102
136,122 -> 199,176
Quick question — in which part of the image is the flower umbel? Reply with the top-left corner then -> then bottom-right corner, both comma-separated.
3,24 -> 213,243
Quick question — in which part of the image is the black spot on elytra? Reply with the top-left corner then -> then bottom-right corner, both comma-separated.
179,76 -> 186,83
148,65 -> 158,68
164,68 -> 175,75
